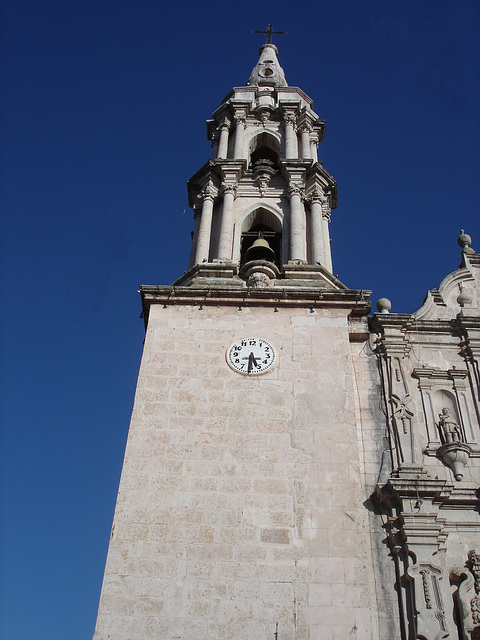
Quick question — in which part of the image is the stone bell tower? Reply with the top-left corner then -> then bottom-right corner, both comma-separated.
185,40 -> 337,284
92,34 -> 480,640
93,39 -> 377,640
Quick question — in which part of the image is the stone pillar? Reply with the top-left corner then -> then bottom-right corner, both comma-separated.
194,186 -> 215,265
217,183 -> 237,260
188,204 -> 201,269
300,123 -> 312,160
310,135 -> 318,162
385,485 -> 455,640
310,190 -> 324,266
284,111 -> 298,159
321,204 -> 332,273
288,184 -> 306,261
233,113 -> 246,159
217,118 -> 230,159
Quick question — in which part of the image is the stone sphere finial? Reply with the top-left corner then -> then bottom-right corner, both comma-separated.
376,298 -> 392,314
458,230 -> 475,254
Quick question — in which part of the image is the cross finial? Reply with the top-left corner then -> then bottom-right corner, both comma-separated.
253,24 -> 286,44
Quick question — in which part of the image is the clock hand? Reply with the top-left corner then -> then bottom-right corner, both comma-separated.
247,351 -> 255,373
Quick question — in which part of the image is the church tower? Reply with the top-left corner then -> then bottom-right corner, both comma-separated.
93,35 -> 480,640
185,39 -> 337,285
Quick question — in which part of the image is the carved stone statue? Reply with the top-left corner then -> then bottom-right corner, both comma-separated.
438,407 -> 463,444
470,550 -> 480,626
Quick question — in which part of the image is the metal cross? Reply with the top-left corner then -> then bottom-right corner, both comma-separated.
253,24 -> 286,44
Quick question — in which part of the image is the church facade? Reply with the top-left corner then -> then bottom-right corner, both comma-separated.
93,41 -> 480,640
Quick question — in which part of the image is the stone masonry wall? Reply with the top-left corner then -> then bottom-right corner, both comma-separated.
93,303 -> 378,640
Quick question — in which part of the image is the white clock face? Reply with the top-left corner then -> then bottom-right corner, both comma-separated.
227,338 -> 276,375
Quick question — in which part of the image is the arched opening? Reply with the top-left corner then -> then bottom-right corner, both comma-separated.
249,132 -> 280,170
433,389 -> 464,443
240,208 -> 282,266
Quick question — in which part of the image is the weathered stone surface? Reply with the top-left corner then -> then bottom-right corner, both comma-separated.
93,37 -> 480,640
94,303 -> 376,639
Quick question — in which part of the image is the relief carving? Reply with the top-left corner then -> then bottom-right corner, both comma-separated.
247,271 -> 271,289
380,355 -> 416,468
408,562 -> 449,639
470,550 -> 480,626
451,550 -> 480,640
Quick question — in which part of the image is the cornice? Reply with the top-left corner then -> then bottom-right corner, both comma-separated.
139,281 -> 371,328
369,313 -> 466,337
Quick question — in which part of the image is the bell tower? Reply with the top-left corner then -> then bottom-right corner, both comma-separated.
93,38 -> 379,640
185,40 -> 337,286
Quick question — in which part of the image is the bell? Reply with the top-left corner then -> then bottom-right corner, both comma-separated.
245,237 -> 275,263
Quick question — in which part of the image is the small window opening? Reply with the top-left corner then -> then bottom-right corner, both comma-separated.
249,133 -> 280,170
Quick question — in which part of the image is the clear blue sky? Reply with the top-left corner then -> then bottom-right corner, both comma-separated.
1,1 -> 479,638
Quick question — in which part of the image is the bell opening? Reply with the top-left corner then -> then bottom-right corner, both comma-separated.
240,224 -> 281,266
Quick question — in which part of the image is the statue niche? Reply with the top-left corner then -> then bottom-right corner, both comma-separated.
434,393 -> 471,481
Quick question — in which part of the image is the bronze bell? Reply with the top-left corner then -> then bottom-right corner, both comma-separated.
245,237 -> 275,263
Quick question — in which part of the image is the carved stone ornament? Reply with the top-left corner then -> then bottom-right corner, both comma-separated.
457,282 -> 474,308
436,408 -> 471,480
309,188 -> 326,205
437,442 -> 472,481
299,121 -> 313,133
219,117 -> 231,131
470,550 -> 480,626
407,562 -> 449,639
255,174 -> 270,197
253,159 -> 276,196
247,271 -> 271,288
239,260 -> 279,287
199,182 -> 215,202
220,183 -> 237,198
288,184 -> 304,199
321,206 -> 331,222
451,550 -> 480,639
283,112 -> 297,128
234,113 -> 247,127
451,566 -> 476,640
259,110 -> 270,127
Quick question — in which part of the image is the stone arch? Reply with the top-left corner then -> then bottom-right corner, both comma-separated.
239,206 -> 283,265
241,206 -> 282,233
249,132 -> 281,169
433,389 -> 458,419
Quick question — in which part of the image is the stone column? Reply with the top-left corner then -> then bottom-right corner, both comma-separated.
217,183 -> 237,260
300,123 -> 312,160
188,204 -> 201,269
310,135 -> 318,162
288,184 -> 306,261
321,202 -> 332,273
194,186 -> 215,265
233,113 -> 246,159
217,118 -> 230,159
310,189 -> 324,266
284,111 -> 298,159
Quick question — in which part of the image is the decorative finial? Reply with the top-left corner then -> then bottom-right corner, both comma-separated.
376,298 -> 392,314
457,282 -> 473,308
253,24 -> 286,44
457,229 -> 475,254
